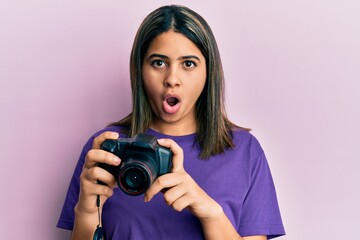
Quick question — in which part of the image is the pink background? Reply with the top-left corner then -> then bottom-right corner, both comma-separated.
1,1 -> 359,239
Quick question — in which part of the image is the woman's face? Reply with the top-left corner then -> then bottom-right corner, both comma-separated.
142,30 -> 207,135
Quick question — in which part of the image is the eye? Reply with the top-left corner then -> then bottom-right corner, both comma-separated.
151,60 -> 165,68
183,61 -> 196,69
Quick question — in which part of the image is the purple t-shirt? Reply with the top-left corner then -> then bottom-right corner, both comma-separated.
57,126 -> 285,239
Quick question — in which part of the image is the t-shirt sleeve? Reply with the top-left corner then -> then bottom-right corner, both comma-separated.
56,138 -> 93,230
238,137 -> 285,239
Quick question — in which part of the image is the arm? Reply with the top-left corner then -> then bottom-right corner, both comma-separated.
71,131 -> 121,240
199,209 -> 266,240
144,138 -> 266,240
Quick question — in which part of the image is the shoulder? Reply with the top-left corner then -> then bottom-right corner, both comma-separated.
91,125 -> 127,138
231,128 -> 264,158
81,125 -> 128,151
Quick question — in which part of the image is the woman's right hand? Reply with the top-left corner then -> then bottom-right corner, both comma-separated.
75,131 -> 122,215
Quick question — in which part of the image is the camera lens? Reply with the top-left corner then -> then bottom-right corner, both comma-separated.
122,167 -> 147,190
119,161 -> 156,195
117,154 -> 158,196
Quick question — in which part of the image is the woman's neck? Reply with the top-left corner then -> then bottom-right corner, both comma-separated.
149,121 -> 197,136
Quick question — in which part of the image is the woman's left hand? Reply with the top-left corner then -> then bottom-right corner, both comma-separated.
144,138 -> 223,221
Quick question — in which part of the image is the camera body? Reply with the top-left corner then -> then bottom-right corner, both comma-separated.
98,133 -> 172,196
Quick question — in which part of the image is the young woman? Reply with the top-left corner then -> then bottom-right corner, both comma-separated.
57,5 -> 285,240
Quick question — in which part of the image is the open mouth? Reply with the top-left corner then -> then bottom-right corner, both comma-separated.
166,97 -> 179,106
163,94 -> 181,114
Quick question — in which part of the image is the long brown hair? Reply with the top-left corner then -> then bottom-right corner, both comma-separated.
112,5 -> 249,159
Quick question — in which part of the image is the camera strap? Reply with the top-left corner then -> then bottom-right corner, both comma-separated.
93,195 -> 105,240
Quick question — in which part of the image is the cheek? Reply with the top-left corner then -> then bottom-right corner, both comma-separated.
143,81 -> 160,103
142,67 -> 161,89
193,72 -> 206,94
142,71 -> 154,94
196,79 -> 207,101
193,66 -> 207,88
142,78 -> 160,104
188,81 -> 206,103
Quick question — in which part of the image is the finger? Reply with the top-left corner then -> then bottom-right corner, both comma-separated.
144,173 -> 183,202
157,138 -> 184,172
163,184 -> 187,207
84,166 -> 117,187
85,149 -> 121,168
80,180 -> 115,198
77,182 -> 113,215
170,194 -> 193,212
92,131 -> 119,149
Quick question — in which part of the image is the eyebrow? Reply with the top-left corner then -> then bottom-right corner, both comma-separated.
147,53 -> 201,62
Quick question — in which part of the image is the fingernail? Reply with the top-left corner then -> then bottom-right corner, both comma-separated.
144,196 -> 149,202
111,132 -> 119,138
113,156 -> 121,165
157,139 -> 165,144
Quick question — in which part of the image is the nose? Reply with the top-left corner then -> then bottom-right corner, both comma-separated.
163,66 -> 181,88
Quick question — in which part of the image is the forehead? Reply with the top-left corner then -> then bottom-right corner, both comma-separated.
145,31 -> 204,59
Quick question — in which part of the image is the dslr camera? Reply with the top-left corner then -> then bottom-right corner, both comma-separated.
98,134 -> 172,196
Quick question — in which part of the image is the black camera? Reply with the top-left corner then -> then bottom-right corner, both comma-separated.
98,134 -> 172,196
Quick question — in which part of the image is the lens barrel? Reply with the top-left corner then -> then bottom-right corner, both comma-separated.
118,159 -> 156,195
